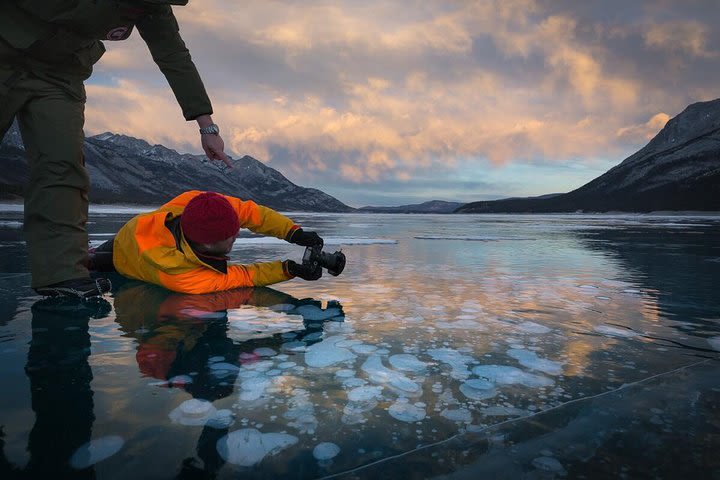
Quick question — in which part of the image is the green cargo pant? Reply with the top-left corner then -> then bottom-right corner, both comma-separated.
0,69 -> 90,288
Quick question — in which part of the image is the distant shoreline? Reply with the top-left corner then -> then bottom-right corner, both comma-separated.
1,202 -> 719,216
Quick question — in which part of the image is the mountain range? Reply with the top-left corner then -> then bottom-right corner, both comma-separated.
456,98 -> 720,213
0,125 -> 352,212
2,98 -> 719,213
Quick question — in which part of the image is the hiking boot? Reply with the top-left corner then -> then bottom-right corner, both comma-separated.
34,277 -> 112,299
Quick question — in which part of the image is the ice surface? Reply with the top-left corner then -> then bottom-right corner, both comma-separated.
313,442 -> 341,460
388,354 -> 428,372
472,365 -> 554,388
708,337 -> 720,351
168,375 -> 193,387
169,399 -> 218,426
414,235 -> 535,241
388,401 -> 426,422
231,237 -> 397,245
216,429 -> 298,466
0,221 -> 22,229
507,349 -> 564,376
361,355 -> 422,394
305,335 -> 356,368
69,436 -> 124,469
351,344 -> 378,354
594,325 -> 640,338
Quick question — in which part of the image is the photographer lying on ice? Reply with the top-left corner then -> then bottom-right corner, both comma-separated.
87,190 -> 343,295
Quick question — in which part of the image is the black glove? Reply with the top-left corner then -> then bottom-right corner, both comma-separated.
285,260 -> 323,281
289,228 -> 324,248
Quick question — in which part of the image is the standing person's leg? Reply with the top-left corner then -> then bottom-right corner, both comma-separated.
14,75 -> 108,296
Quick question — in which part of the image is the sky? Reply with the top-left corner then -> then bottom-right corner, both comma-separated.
85,0 -> 720,207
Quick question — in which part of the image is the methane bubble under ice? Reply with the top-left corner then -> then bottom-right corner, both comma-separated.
216,429 -> 298,466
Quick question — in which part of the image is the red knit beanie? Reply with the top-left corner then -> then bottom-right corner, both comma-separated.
180,192 -> 240,244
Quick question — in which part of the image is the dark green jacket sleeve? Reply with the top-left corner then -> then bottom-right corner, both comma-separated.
136,6 -> 213,120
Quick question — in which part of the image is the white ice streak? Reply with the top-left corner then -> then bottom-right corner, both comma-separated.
304,335 -> 356,368
313,442 -> 341,461
507,349 -> 564,376
361,355 -> 421,394
216,429 -> 298,466
472,365 -> 553,388
169,399 -> 218,426
388,354 -> 428,372
708,336 -> 720,351
70,436 -> 124,469
594,325 -> 640,338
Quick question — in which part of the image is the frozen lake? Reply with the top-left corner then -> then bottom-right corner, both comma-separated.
1,206 -> 719,478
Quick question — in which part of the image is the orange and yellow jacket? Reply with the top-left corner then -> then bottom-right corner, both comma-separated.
113,191 -> 300,294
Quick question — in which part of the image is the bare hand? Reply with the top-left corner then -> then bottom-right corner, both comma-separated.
202,133 -> 233,168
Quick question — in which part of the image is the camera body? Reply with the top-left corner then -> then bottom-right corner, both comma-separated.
302,244 -> 346,276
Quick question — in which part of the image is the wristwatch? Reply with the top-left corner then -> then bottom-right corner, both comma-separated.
199,123 -> 220,135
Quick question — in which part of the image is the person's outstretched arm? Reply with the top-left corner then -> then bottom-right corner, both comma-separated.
136,6 -> 230,167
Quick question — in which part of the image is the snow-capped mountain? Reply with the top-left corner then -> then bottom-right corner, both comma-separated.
358,200 -> 463,214
457,98 -> 720,213
0,126 -> 353,212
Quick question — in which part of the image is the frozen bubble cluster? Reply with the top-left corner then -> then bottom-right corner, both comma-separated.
388,400 -> 426,422
169,399 -> 218,426
217,429 -> 298,467
594,325 -> 640,338
361,355 -> 421,395
313,442 -> 341,461
459,378 -> 497,400
472,365 -> 553,388
70,436 -> 124,469
427,348 -> 475,380
388,354 -> 428,372
305,335 -> 356,368
507,349 -> 564,376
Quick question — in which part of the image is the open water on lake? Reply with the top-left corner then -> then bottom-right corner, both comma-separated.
0,206 -> 719,479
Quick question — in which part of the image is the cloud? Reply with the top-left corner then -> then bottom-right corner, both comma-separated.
643,21 -> 716,58
616,113 -> 671,143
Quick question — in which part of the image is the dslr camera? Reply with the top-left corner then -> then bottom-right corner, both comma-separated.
302,244 -> 346,276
